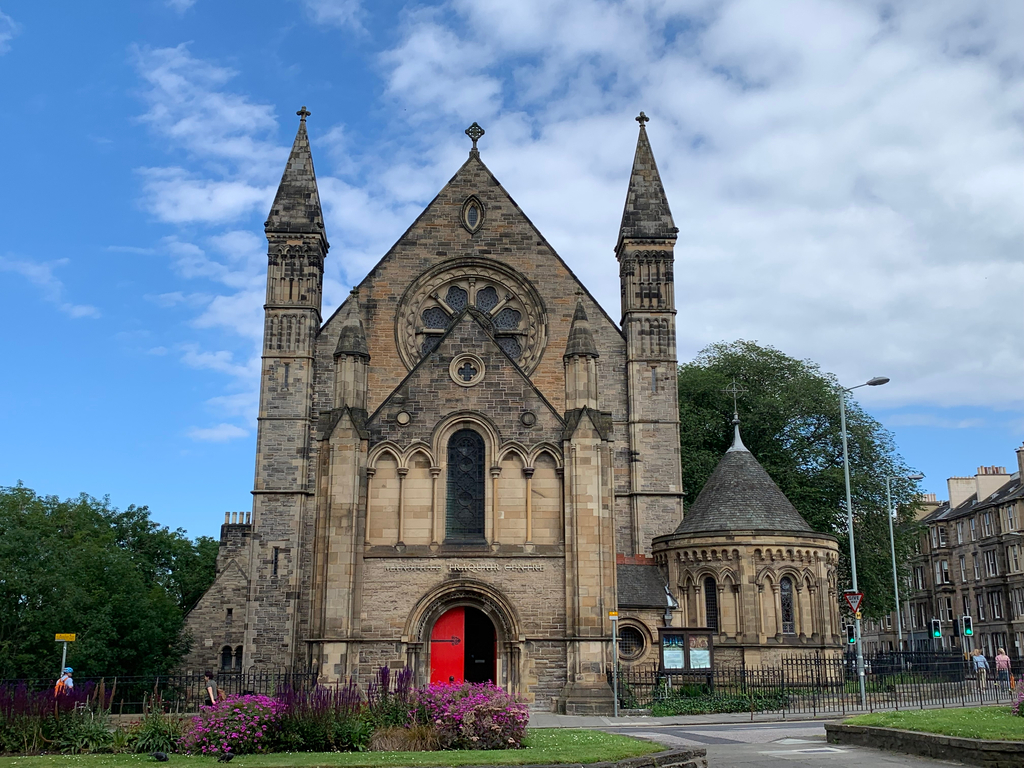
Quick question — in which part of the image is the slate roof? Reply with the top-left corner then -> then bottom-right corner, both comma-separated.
922,472 -> 1023,524
265,112 -> 326,236
617,564 -> 668,608
564,301 -> 599,359
674,423 -> 814,535
618,121 -> 676,244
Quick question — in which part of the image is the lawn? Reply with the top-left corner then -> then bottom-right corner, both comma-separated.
0,730 -> 663,768
846,707 -> 1024,742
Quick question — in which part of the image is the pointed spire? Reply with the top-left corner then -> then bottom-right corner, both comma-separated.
265,107 -> 325,236
726,413 -> 748,453
564,299 -> 599,359
334,289 -> 369,359
618,112 -> 676,245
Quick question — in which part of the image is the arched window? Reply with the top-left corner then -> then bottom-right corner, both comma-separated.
234,646 -> 243,671
781,577 -> 795,634
220,645 -> 233,671
446,429 -> 486,541
704,577 -> 719,632
617,626 -> 646,661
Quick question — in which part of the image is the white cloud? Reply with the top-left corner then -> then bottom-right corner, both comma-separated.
363,0 -> 1024,413
300,0 -> 363,30
0,255 -> 100,318
0,9 -> 19,55
166,0 -> 196,12
187,423 -> 249,442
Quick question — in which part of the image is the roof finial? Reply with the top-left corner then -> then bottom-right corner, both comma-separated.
465,122 -> 485,154
297,106 -> 311,122
722,379 -> 749,452
635,111 -> 649,127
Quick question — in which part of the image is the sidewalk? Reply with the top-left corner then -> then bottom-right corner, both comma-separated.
528,711 -> 839,728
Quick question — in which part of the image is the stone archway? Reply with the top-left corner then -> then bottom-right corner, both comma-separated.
405,580 -> 522,692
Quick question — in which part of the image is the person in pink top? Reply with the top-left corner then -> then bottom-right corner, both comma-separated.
995,648 -> 1012,689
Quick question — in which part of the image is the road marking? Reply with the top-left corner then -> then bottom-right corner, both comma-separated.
624,731 -> 705,747
761,747 -> 847,754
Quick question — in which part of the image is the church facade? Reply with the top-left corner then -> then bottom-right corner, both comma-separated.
182,111 -> 842,711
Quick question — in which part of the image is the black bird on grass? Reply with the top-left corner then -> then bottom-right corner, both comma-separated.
217,752 -> 235,763
150,753 -> 169,762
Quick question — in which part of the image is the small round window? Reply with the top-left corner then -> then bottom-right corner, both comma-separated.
461,196 -> 484,233
618,626 -> 646,661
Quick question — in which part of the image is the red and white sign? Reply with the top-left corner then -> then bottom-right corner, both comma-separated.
844,593 -> 864,613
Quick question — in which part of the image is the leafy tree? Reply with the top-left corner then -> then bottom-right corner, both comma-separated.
0,484 -> 217,679
677,340 -> 922,619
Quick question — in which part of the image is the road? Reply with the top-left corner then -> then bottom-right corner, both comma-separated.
603,720 -> 962,767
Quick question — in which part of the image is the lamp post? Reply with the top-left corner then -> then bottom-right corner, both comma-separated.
839,375 -> 889,707
885,472 -> 924,654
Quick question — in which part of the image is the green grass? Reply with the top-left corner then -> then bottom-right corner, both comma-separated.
0,730 -> 663,768
846,707 -> 1024,742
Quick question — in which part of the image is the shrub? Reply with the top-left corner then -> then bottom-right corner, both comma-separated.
366,666 -> 414,730
273,681 -> 370,753
132,710 -> 185,754
651,690 -> 788,716
0,682 -> 94,754
1012,686 -> 1024,717
413,682 -> 529,750
180,695 -> 282,756
369,725 -> 439,752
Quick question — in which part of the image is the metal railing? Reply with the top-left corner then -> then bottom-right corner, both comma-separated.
611,652 -> 1024,715
1,671 -> 318,714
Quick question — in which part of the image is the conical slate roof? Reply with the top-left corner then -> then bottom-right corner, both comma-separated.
618,114 -> 676,243
675,422 -> 813,535
563,301 -> 599,359
265,108 -> 325,235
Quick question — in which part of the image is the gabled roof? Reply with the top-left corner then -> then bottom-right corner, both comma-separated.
618,116 -> 676,246
674,422 -> 813,535
265,109 -> 326,237
924,472 -> 1023,524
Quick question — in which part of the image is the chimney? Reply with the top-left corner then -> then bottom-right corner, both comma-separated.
948,477 -> 976,508
1017,443 -> 1024,478
975,466 -> 1009,502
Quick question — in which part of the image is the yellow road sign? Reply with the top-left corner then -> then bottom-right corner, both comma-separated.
55,633 -> 76,642
608,611 -> 618,618
855,611 -> 862,621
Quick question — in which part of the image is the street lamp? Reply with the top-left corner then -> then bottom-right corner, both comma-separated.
885,472 -> 925,654
839,375 -> 888,707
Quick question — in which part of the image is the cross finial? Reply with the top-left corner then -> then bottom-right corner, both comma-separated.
722,379 -> 747,421
636,111 -> 649,127
465,122 -> 485,152
297,106 -> 311,121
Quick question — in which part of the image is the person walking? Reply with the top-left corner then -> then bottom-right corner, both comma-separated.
972,649 -> 990,692
995,648 -> 1011,690
204,671 -> 218,707
54,667 -> 74,696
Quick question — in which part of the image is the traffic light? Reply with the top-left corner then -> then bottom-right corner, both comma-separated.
846,624 -> 856,644
962,616 -> 974,637
931,618 -> 942,639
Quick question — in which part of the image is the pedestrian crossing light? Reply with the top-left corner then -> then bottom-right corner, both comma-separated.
846,624 -> 856,644
931,619 -> 942,639
962,616 -> 974,637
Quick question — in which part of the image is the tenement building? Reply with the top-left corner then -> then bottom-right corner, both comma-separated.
183,110 -> 843,711
862,445 -> 1024,658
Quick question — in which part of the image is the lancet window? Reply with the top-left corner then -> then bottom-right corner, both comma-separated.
780,577 -> 795,634
445,429 -> 486,542
704,577 -> 719,632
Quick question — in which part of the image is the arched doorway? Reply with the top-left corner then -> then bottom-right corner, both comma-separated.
429,606 -> 496,684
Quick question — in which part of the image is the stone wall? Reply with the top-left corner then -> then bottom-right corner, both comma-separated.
826,723 -> 1024,768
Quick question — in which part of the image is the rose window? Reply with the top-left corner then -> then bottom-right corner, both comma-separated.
396,260 -> 547,374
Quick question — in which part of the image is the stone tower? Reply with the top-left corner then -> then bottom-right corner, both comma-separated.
617,113 -> 684,554
246,107 -> 329,668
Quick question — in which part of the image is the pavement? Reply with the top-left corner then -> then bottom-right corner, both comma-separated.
529,715 -> 965,767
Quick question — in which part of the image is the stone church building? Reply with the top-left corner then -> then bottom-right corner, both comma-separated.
183,110 -> 843,712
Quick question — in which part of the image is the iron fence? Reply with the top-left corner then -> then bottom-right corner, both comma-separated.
1,671 -> 318,714
611,651 -> 1024,715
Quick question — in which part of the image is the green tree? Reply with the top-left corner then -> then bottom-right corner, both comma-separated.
0,484 -> 217,679
677,340 -> 922,619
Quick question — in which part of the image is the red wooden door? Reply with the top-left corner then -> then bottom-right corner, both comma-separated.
430,607 -> 465,684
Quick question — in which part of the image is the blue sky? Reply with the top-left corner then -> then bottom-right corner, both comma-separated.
1,0 -> 1021,539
